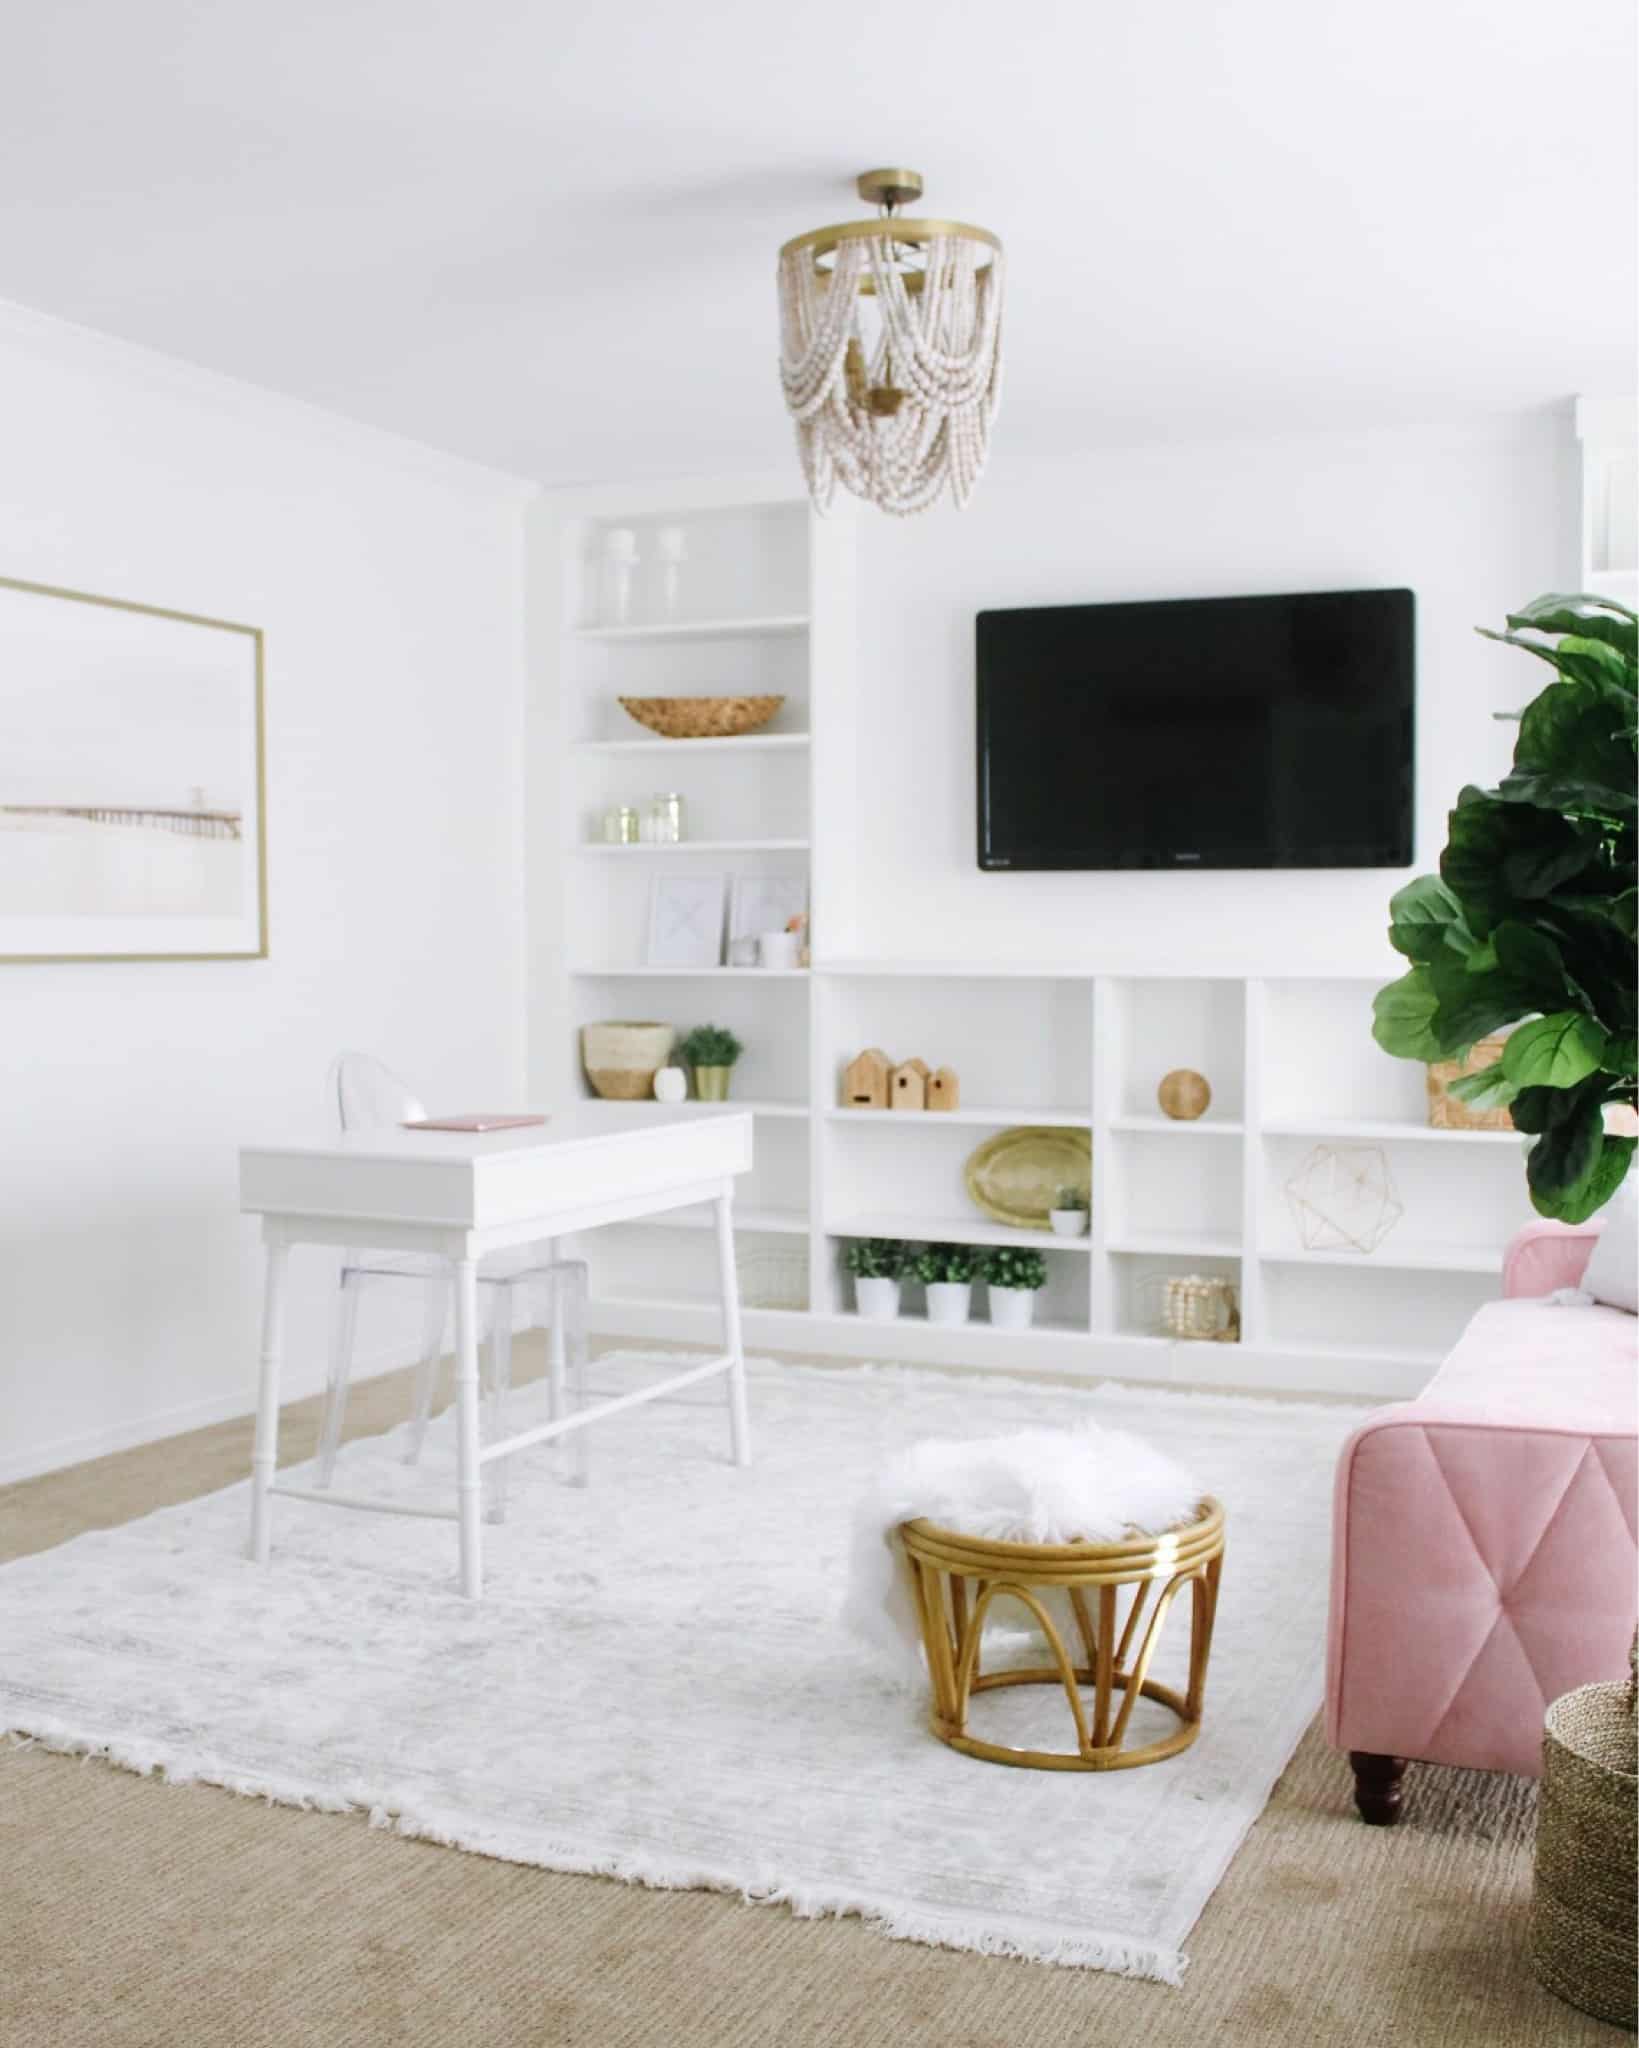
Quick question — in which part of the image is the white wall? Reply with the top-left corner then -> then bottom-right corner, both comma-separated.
839,412 -> 1577,970
0,307 -> 533,1483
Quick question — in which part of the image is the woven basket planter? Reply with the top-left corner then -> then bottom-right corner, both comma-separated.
1427,1036 -> 1514,1132
580,1020 -> 675,1100
1528,1678 -> 1637,2029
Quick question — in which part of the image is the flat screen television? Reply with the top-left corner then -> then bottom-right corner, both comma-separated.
976,588 -> 1415,870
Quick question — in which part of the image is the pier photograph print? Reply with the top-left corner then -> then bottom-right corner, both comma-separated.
0,576 -> 265,961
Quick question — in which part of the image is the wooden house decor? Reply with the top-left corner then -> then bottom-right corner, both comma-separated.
891,1057 -> 931,1111
842,1047 -> 892,1110
927,1067 -> 961,1112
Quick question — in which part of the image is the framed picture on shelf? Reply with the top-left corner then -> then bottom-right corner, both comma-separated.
647,873 -> 727,968
0,574 -> 267,963
728,873 -> 809,945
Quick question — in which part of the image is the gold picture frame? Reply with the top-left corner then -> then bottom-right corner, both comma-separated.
0,574 -> 267,962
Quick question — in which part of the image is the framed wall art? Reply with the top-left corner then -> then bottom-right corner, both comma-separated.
646,873 -> 727,968
0,575 -> 267,962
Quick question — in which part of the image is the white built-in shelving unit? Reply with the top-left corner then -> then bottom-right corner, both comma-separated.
528,477 -> 1536,1400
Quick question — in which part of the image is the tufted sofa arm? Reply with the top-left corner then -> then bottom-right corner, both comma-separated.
1502,1220 -> 1601,1300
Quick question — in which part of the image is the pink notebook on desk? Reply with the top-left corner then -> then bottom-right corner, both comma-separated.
401,1114 -> 549,1133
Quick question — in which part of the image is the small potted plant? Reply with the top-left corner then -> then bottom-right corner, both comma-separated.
912,1241 -> 979,1326
980,1246 -> 1050,1330
844,1237 -> 909,1320
678,1024 -> 744,1102
1049,1184 -> 1090,1237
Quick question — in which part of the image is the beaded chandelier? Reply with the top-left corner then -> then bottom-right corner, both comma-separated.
777,169 -> 1004,516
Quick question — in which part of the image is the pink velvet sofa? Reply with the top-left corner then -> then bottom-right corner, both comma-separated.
1327,1220 -> 1637,1823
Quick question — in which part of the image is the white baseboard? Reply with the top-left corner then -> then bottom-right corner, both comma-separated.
0,1337 -> 427,1490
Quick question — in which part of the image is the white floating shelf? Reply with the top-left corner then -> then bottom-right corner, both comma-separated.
573,733 -> 811,756
570,614 -> 809,642
827,1213 -> 1092,1253
1107,1233 -> 1242,1260
570,966 -> 810,979
574,839 -> 810,856
1262,1117 -> 1521,1146
826,1105 -> 1090,1129
1109,1115 -> 1245,1136
1260,1244 -> 1501,1275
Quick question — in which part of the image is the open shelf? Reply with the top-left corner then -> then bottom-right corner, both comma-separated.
573,733 -> 811,757
1260,1244 -> 1501,1275
847,1309 -> 1089,1340
581,1097 -> 808,1120
571,614 -> 809,643
826,1106 -> 1089,1129
571,966 -> 809,979
575,838 -> 809,856
1108,1114 -> 1243,1136
1108,1232 -> 1242,1259
1263,1117 -> 1520,1146
828,1212 -> 1092,1253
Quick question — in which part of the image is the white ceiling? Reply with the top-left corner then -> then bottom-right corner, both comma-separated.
1,1 -> 1632,485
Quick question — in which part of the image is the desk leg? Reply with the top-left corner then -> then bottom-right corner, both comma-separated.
453,1255 -> 483,1599
249,1230 -> 291,1565
713,1191 -> 751,1468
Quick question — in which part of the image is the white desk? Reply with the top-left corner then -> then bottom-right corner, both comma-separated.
239,1106 -> 754,1598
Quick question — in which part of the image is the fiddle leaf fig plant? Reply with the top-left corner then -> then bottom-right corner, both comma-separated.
1372,593 -> 1638,1223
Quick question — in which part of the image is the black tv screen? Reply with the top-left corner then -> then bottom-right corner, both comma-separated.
976,588 -> 1415,870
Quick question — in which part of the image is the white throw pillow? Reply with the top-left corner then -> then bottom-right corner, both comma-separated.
1581,1168 -> 1639,1314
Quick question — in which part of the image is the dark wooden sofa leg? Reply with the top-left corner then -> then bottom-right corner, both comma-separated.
1350,1751 -> 1408,1825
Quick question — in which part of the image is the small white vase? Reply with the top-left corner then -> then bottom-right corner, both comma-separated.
855,1276 -> 901,1321
988,1286 -> 1037,1331
653,1065 -> 687,1104
758,929 -> 801,970
1049,1209 -> 1090,1237
925,1281 -> 972,1327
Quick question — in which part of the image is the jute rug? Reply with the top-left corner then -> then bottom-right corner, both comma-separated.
0,1354 -> 1365,1985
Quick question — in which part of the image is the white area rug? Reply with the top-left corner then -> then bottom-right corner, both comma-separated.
0,1355 -> 1365,1985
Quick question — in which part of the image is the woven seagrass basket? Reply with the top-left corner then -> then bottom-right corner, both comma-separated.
617,694 -> 784,740
1427,1035 -> 1515,1133
1528,1662 -> 1638,2030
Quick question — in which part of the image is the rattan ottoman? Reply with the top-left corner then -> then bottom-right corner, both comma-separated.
899,1498 -> 1225,1771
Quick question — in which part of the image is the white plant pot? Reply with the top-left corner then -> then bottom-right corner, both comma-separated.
925,1281 -> 972,1327
1049,1209 -> 1090,1237
988,1285 -> 1038,1330
855,1276 -> 902,1322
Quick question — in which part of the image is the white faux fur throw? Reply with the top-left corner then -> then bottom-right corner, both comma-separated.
844,1420 -> 1201,1668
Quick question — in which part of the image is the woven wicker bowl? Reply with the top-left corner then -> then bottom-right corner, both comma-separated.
1529,1678 -> 1637,2028
617,694 -> 784,741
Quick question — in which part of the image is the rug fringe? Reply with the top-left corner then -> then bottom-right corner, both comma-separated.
2,1721 -> 1188,1983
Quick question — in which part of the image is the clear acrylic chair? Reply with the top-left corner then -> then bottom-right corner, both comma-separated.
315,1052 -> 589,1517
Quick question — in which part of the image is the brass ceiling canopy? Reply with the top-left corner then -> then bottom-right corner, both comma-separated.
776,168 -> 1005,515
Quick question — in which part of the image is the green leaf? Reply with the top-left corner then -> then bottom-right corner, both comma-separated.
1492,921 -> 1589,1013
1439,793 -> 1593,934
1504,593 -> 1639,661
1501,1012 -> 1609,1089
1424,947 -> 1535,1050
1387,875 -> 1473,963
1523,1081 -> 1607,1215
1502,676 -> 1636,821
1447,1063 -> 1520,1110
1372,968 -> 1443,1061
1607,1033 -> 1639,1077
1531,1128 -> 1637,1224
